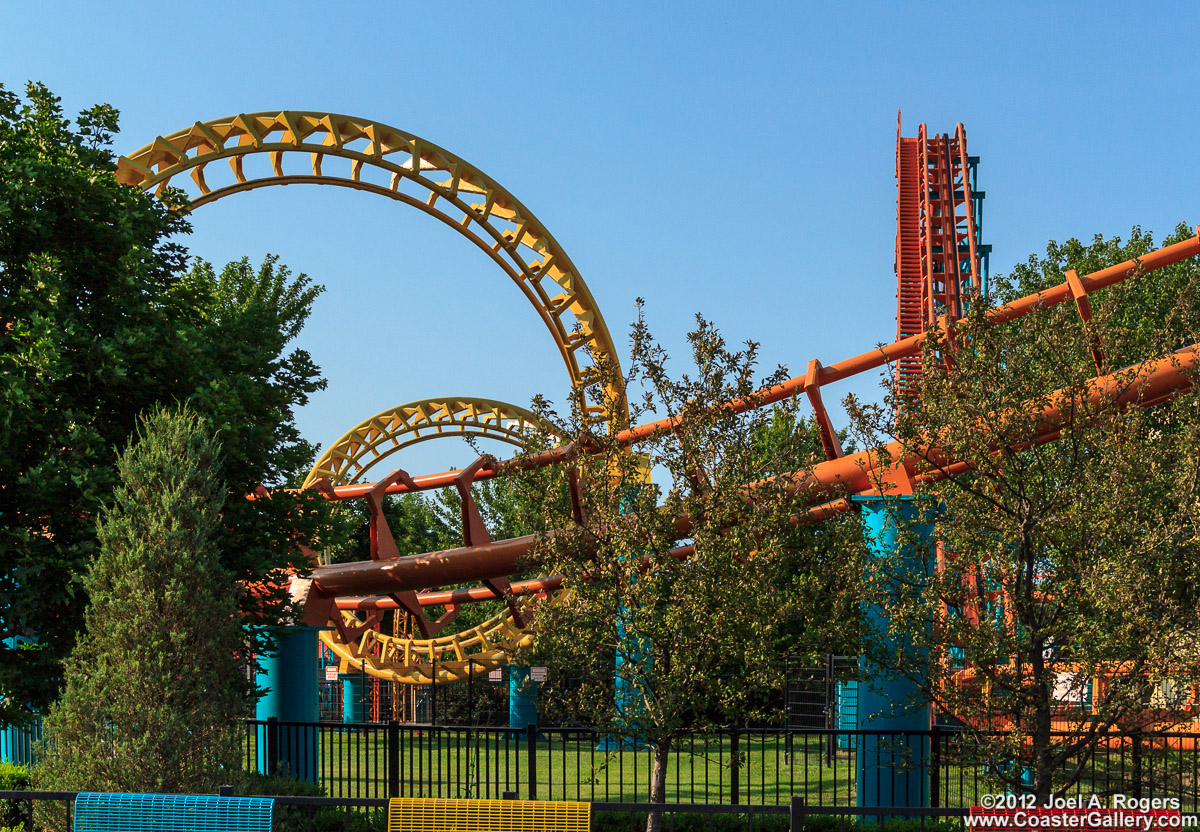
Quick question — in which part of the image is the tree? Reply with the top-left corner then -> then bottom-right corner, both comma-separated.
523,308 -> 859,831
0,83 -> 328,723
749,405 -> 862,662
34,407 -> 250,793
846,228 -> 1200,801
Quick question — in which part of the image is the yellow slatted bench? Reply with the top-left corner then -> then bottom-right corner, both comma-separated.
388,798 -> 590,832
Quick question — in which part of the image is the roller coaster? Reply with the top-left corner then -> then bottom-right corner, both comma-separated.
117,111 -> 1200,711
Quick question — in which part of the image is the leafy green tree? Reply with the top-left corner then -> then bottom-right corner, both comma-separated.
523,309 -> 858,830
846,229 -> 1200,802
0,82 -> 327,724
35,407 -> 249,793
749,404 -> 862,661
181,255 -> 329,646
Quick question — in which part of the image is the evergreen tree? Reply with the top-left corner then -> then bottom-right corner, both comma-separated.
35,407 -> 249,793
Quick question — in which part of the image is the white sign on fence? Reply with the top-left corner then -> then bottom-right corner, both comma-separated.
325,665 -> 339,681
488,669 -> 503,682
530,666 -> 548,682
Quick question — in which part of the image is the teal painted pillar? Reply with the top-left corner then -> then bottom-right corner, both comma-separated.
614,615 -> 649,728
256,626 -> 320,782
341,672 -> 366,724
607,473 -> 651,749
836,680 -> 858,750
508,666 -> 539,733
0,719 -> 40,766
854,496 -> 932,813
1,635 -> 40,766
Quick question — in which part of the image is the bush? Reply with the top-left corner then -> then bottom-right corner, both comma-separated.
593,813 -> 961,832
240,771 -> 326,798
594,811 -> 788,832
240,773 -> 385,832
0,763 -> 30,830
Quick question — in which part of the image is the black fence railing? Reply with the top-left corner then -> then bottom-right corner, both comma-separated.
0,789 -> 985,832
241,721 -> 1200,811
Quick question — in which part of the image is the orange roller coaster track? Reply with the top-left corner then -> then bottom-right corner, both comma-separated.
301,231 -> 1200,618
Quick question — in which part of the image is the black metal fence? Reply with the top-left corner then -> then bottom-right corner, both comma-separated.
242,721 -> 1200,811
0,789 -> 984,832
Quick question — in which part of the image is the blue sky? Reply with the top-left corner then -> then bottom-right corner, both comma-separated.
3,1 -> 1198,480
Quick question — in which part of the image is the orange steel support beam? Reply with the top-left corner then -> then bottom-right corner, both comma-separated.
324,230 -> 1200,503
336,576 -> 566,611
309,340 -> 1200,607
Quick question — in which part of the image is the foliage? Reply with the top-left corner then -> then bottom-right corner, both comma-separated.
846,227 -> 1200,801
0,762 -> 30,830
241,770 -> 326,798
0,82 -> 327,723
326,493 -> 456,565
243,773 -> 385,832
593,813 -> 957,832
186,254 -> 330,648
522,306 -> 860,829
749,404 -> 862,661
34,407 -> 250,793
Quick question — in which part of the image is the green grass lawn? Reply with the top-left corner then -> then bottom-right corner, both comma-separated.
247,731 -> 935,806
243,729 -> 1200,810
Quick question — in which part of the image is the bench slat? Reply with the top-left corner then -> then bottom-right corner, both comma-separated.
388,798 -> 591,832
75,792 -> 274,832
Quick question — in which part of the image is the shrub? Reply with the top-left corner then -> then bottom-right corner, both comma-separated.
0,762 -> 30,830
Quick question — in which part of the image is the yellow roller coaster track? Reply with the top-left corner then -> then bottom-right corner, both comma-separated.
118,111 -> 627,424
321,599 -> 542,686
304,397 -> 564,489
306,397 -> 564,684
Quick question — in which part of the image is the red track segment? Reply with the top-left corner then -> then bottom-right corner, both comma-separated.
895,117 -> 984,400
322,231 -> 1200,503
895,120 -> 924,388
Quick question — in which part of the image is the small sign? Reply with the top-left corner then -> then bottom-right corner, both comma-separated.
325,665 -> 339,682
488,669 -> 503,683
530,666 -> 548,683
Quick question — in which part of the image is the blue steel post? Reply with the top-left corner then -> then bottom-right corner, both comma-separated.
609,459 -> 653,749
341,671 -> 366,723
853,496 -> 933,814
0,635 -> 40,766
508,666 -> 539,734
256,625 -> 320,782
836,679 -> 858,750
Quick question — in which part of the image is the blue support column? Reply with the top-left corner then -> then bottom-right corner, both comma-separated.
836,680 -> 858,750
341,672 -> 365,724
1,635 -> 40,766
603,463 -> 652,750
614,614 -> 649,729
0,719 -> 40,766
854,496 -> 933,814
508,666 -> 538,733
255,625 -> 320,782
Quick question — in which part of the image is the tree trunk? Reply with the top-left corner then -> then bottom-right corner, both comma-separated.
646,738 -> 671,832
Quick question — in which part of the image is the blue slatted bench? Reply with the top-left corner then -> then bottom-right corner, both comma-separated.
74,792 -> 274,832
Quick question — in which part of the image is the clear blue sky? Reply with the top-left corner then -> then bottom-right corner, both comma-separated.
4,1 -> 1198,479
